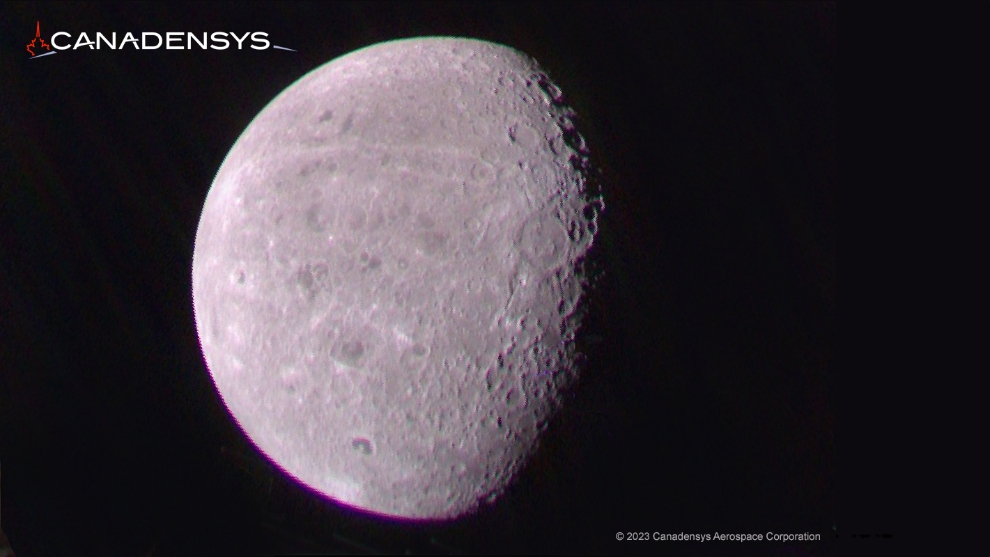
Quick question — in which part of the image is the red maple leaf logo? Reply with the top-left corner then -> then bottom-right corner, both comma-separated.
27,21 -> 51,56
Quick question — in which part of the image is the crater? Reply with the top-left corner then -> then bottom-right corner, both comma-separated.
469,161 -> 495,185
340,112 -> 354,135
516,212 -> 568,270
583,202 -> 598,222
298,158 -> 339,178
346,208 -> 367,230
311,262 -> 329,281
399,342 -> 430,372
535,75 -> 564,105
305,203 -> 328,232
359,251 -> 382,271
566,216 -> 586,244
561,126 -> 588,154
351,437 -> 373,455
295,265 -> 314,291
505,388 -> 522,408
340,339 -> 365,363
279,366 -> 305,394
318,109 -> 334,123
508,124 -> 542,150
485,366 -> 504,394
416,229 -> 449,256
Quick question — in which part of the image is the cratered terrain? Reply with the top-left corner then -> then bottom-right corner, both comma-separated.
192,37 -> 602,520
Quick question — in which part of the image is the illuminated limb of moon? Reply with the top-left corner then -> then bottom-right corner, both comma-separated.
192,37 -> 601,519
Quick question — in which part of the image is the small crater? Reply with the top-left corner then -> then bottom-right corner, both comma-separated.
296,266 -> 314,291
416,229 -> 449,256
359,251 -> 382,271
485,368 -> 500,393
583,203 -> 597,221
340,339 -> 365,362
312,262 -> 329,281
562,128 -> 588,154
351,437 -> 372,455
469,161 -> 495,184
318,109 -> 334,123
298,158 -> 339,178
399,341 -> 430,372
569,153 -> 587,172
464,217 -> 482,234
305,204 -> 327,232
509,124 -> 542,150
539,81 -> 564,104
505,388 -> 520,407
566,218 -> 585,243
236,270 -> 246,284
516,214 -> 566,270
280,367 -> 304,393
340,112 -> 354,135
480,145 -> 501,164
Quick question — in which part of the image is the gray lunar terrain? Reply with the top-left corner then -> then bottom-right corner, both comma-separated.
192,37 -> 601,519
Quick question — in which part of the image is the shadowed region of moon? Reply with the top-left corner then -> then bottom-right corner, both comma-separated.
192,37 -> 602,520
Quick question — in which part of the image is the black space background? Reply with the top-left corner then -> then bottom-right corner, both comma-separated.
0,2 -> 835,556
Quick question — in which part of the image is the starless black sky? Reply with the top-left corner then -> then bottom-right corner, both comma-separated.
0,2 -> 835,555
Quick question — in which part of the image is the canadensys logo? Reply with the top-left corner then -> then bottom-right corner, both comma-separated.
28,20 -> 295,59
26,21 -> 53,57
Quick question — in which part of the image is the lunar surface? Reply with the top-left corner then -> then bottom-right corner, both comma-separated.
192,37 -> 601,520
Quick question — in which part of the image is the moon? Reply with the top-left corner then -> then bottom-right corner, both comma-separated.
192,37 -> 601,520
